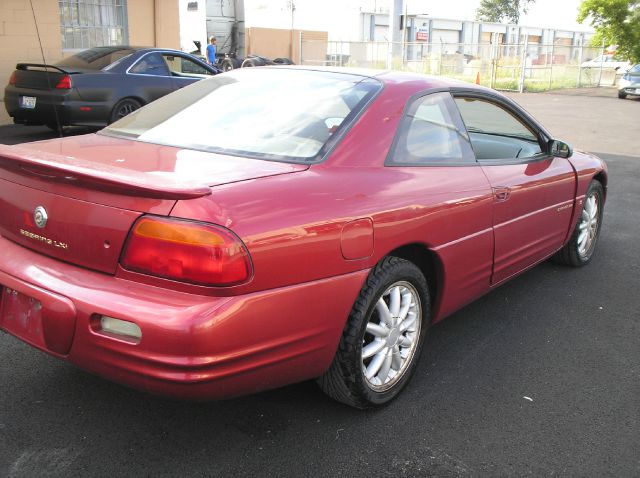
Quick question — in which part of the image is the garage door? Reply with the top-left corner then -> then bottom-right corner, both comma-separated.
431,29 -> 461,54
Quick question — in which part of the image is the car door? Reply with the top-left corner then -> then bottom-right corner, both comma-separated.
161,53 -> 215,91
452,91 -> 576,285
385,91 -> 495,318
126,52 -> 174,102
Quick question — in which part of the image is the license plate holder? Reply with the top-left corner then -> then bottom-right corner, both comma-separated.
19,96 -> 37,109
0,287 -> 45,347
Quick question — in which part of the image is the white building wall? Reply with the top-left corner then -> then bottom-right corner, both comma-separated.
178,0 -> 208,54
245,0 -> 366,40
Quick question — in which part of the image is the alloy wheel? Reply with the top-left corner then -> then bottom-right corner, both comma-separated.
361,281 -> 422,392
577,192 -> 599,258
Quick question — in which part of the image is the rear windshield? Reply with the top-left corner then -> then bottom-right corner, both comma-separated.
56,47 -> 135,71
101,68 -> 382,163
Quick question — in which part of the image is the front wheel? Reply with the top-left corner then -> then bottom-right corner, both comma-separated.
318,257 -> 430,408
618,91 -> 627,99
555,180 -> 604,266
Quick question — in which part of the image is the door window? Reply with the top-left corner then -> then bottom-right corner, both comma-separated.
454,97 -> 543,161
388,92 -> 475,165
163,54 -> 213,78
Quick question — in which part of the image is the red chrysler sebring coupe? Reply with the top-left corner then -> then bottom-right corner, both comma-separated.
0,68 -> 606,408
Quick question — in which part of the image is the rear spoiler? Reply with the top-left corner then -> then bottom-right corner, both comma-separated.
16,63 -> 71,74
0,144 -> 211,200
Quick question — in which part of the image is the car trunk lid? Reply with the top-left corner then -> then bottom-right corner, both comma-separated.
0,135 -> 308,274
12,64 -> 73,90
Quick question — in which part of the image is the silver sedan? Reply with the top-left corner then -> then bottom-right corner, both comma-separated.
618,63 -> 640,99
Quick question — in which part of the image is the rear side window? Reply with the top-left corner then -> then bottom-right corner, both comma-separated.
129,54 -> 170,76
387,92 -> 475,166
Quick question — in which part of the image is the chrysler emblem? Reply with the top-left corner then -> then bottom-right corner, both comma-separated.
34,206 -> 48,229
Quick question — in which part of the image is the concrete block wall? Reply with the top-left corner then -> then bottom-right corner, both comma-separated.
0,0 -> 62,125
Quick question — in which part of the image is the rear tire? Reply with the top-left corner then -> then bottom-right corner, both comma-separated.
240,58 -> 255,68
554,180 -> 604,267
273,57 -> 294,65
109,98 -> 142,124
241,56 -> 267,68
221,58 -> 236,71
318,256 -> 430,409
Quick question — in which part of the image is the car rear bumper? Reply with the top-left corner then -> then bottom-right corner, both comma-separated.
0,236 -> 367,399
4,86 -> 109,127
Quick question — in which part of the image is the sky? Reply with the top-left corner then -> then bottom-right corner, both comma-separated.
246,0 -> 594,37
417,0 -> 591,31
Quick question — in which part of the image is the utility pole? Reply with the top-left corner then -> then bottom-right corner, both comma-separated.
288,1 -> 296,61
387,0 -> 404,69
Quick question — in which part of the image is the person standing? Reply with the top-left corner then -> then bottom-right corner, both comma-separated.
206,36 -> 217,66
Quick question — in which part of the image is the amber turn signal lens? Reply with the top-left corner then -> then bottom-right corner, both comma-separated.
121,216 -> 252,287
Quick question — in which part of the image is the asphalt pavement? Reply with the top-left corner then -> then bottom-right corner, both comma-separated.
0,87 -> 639,477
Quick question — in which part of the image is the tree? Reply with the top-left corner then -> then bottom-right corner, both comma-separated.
476,0 -> 535,25
578,0 -> 640,63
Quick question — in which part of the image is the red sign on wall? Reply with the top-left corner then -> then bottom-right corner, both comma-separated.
416,30 -> 429,41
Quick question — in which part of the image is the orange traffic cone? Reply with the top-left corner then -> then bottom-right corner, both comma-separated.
475,71 -> 481,85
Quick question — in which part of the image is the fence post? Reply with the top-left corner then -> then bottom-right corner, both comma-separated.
490,40 -> 497,89
548,41 -> 555,90
519,35 -> 528,93
597,39 -> 605,87
577,44 -> 583,87
298,31 -> 303,65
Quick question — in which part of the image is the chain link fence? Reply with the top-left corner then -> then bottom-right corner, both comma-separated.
300,39 -> 623,92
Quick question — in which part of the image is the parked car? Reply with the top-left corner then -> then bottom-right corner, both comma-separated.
0,68 -> 607,408
618,63 -> 640,99
581,54 -> 631,72
4,46 -> 220,130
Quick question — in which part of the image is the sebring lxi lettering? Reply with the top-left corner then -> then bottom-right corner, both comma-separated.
19,229 -> 69,250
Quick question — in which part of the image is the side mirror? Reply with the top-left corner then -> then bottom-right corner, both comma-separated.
550,139 -> 573,158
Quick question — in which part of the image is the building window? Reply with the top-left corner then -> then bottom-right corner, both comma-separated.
59,0 -> 129,50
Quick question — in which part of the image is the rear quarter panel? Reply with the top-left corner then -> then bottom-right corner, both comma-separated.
169,82 -> 495,321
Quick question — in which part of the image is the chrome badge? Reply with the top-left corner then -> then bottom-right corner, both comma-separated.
34,206 -> 48,229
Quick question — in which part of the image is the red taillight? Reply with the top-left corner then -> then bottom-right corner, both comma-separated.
9,71 -> 16,85
55,75 -> 72,89
121,216 -> 252,287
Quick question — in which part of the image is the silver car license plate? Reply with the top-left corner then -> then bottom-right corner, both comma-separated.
20,96 -> 36,109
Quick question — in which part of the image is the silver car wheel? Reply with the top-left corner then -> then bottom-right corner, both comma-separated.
362,281 -> 422,392
577,192 -> 599,258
